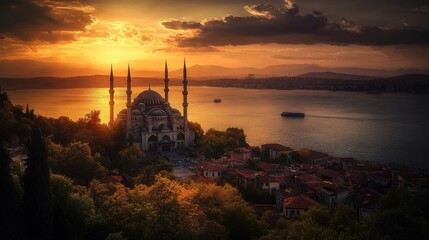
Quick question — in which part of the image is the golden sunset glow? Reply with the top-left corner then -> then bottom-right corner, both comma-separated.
0,0 -> 428,77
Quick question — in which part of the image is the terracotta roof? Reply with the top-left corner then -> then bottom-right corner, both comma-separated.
296,174 -> 320,183
197,162 -> 228,172
283,196 -> 319,210
236,168 -> 265,179
262,143 -> 293,152
259,162 -> 281,173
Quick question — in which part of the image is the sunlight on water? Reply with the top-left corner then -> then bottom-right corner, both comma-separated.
7,87 -> 429,167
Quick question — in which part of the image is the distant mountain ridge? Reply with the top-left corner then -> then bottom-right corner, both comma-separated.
297,72 -> 376,80
168,64 -> 429,79
1,73 -> 428,93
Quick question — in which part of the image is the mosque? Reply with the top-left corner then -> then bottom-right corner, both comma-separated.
108,61 -> 194,152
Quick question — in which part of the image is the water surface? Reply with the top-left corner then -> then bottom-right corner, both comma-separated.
7,86 -> 429,168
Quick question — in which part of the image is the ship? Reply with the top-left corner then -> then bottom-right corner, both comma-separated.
214,98 -> 222,103
281,112 -> 305,117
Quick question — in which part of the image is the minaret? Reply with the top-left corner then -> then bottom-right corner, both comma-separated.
126,64 -> 132,139
182,59 -> 188,128
164,60 -> 169,102
109,64 -> 115,128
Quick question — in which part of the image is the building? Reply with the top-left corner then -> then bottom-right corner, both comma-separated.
110,61 -> 195,152
261,143 -> 293,160
197,162 -> 227,178
283,196 -> 319,218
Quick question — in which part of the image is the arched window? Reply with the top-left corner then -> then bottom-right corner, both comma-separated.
148,135 -> 158,152
162,135 -> 170,142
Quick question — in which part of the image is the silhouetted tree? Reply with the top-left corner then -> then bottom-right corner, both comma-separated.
23,126 -> 51,240
0,145 -> 21,240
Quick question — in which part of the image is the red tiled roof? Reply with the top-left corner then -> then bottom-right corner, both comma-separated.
262,143 -> 293,152
236,168 -> 265,179
197,162 -> 228,172
259,162 -> 281,173
283,196 -> 319,210
296,174 -> 320,183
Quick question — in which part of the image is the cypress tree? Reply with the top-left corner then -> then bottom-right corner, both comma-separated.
23,126 -> 51,240
0,145 -> 21,240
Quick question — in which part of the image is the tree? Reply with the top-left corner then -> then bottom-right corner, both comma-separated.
192,183 -> 261,240
119,145 -> 144,174
368,190 -> 429,240
84,110 -> 101,127
50,174 -> 96,239
48,141 -> 107,185
23,126 -> 51,240
0,145 -> 21,240
188,121 -> 204,144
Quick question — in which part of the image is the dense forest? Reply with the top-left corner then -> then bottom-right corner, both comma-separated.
1,91 -> 429,240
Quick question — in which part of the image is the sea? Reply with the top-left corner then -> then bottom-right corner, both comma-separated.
7,86 -> 429,168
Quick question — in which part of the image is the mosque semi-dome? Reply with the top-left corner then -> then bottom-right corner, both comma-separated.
135,89 -> 166,105
149,108 -> 167,116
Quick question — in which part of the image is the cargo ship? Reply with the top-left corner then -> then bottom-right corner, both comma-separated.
281,112 -> 305,117
214,98 -> 222,103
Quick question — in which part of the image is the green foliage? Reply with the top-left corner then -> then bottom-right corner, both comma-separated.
133,157 -> 174,186
198,128 -> 249,159
192,183 -> 261,240
188,121 -> 204,144
48,141 -> 107,185
51,174 -> 96,239
118,145 -> 144,174
367,190 -> 429,240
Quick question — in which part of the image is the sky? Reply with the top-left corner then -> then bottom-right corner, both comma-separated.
0,0 -> 428,77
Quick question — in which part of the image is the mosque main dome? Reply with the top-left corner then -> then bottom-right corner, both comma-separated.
134,89 -> 166,105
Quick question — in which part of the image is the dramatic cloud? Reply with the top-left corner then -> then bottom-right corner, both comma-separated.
162,0 -> 429,47
161,20 -> 202,30
0,0 -> 94,42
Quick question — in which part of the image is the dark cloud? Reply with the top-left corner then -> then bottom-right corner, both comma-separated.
0,0 -> 94,42
163,0 -> 429,47
161,20 -> 202,30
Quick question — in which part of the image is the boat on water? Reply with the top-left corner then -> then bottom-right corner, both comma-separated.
214,98 -> 222,103
281,112 -> 305,118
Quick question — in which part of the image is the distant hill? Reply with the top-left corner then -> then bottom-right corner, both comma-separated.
193,74 -> 429,93
297,72 -> 376,80
169,64 -> 429,79
0,75 -> 182,91
1,71 -> 429,93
